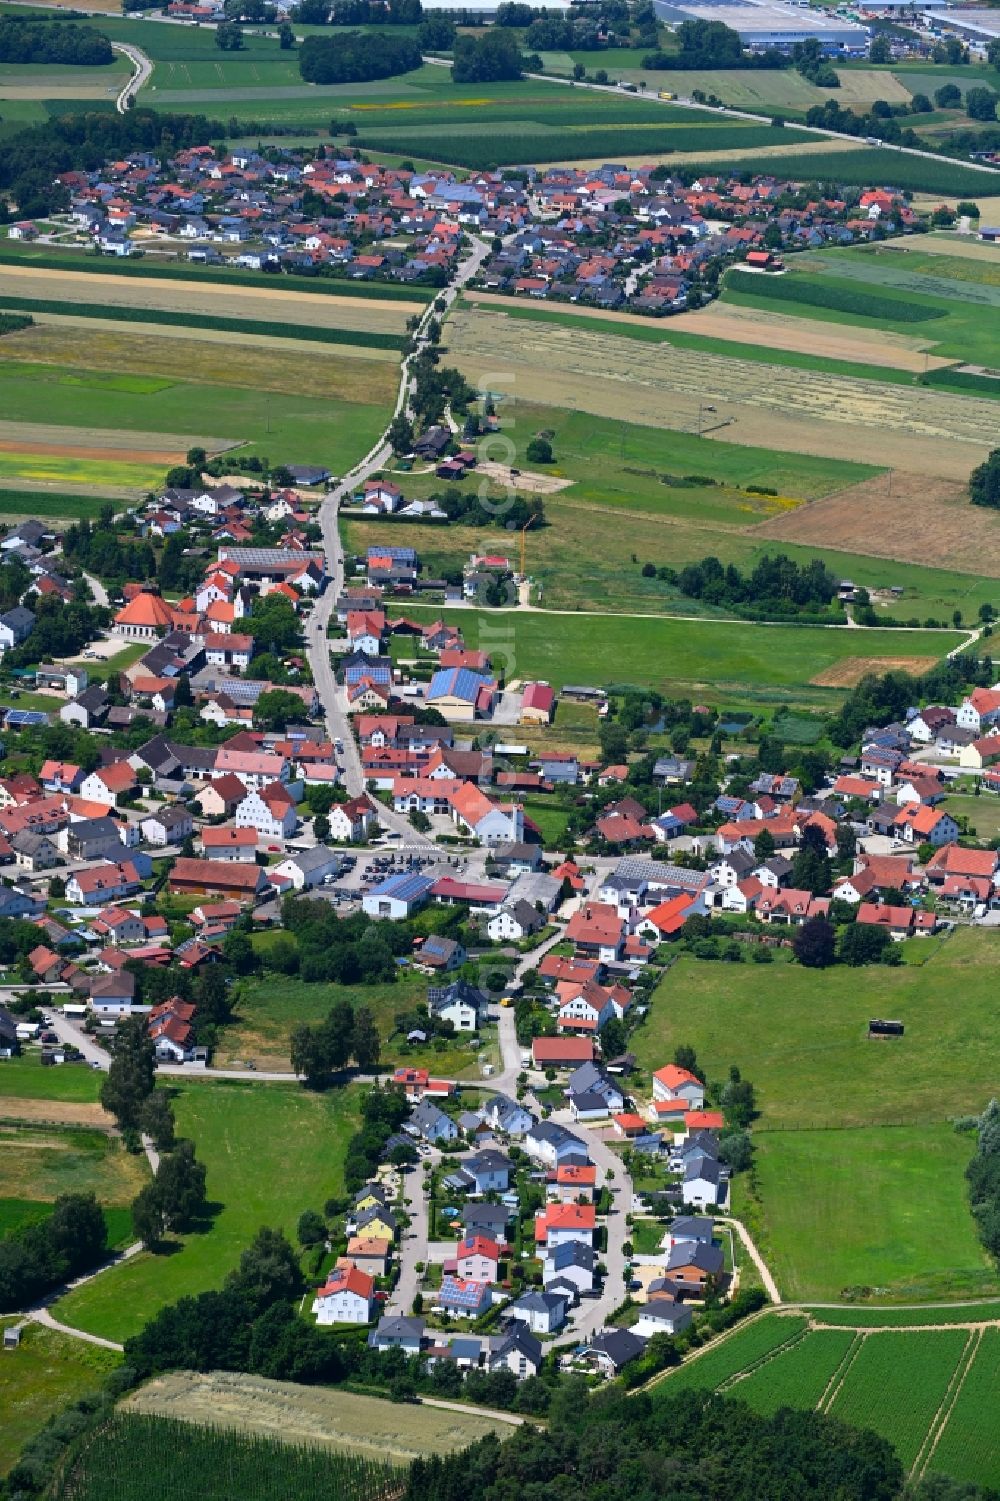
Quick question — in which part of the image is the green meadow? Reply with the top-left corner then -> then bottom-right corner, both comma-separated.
54,1080 -> 361,1343
0,1319 -> 119,1477
0,357 -> 391,473
388,602 -> 960,707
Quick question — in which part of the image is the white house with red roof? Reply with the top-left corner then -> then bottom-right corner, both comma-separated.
234,782 -> 297,841
652,1065 -> 705,1107
534,1203 -> 595,1249
312,1265 -> 376,1325
455,1233 -> 500,1283
200,825 -> 259,862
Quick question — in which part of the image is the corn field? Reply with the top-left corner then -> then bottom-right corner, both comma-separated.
55,1414 -> 403,1501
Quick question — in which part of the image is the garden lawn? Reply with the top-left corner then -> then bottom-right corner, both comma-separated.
391,605 -> 960,708
52,1080 -> 361,1343
633,929 -> 1000,1128
0,1319 -> 119,1478
941,793 -> 1000,843
745,1124 -> 999,1303
0,1055 -> 102,1103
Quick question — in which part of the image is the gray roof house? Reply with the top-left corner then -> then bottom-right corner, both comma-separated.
586,1328 -> 646,1375
368,1315 -> 424,1353
505,1290 -> 567,1335
410,1099 -> 459,1143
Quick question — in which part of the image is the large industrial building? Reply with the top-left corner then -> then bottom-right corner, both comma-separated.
935,7 -> 1000,42
655,0 -> 869,53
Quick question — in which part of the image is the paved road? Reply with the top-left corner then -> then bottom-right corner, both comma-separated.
388,1151 -> 437,1316
304,231 -> 491,839
547,1111 -> 635,1346
112,43 -> 152,114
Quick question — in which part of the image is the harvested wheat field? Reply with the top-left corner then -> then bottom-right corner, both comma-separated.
757,471 -> 1000,576
125,1371 -> 517,1463
0,1098 -> 115,1130
0,419 -> 232,462
0,264 -> 420,335
898,233 -> 1000,265
0,323 -> 400,396
664,303 -> 951,370
447,308 -> 994,478
476,459 -> 573,493
812,654 -> 942,688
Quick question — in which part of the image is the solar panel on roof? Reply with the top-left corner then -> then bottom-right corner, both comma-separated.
5,709 -> 49,727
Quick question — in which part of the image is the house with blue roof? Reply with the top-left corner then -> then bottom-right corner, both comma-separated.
361,871 -> 434,920
427,666 -> 497,723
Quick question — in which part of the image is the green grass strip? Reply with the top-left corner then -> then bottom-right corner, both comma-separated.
0,295 -> 405,350
922,366 -> 1000,399
0,241 -> 432,302
725,268 -> 948,323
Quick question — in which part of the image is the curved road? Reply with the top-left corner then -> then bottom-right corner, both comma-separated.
304,230 -> 492,839
112,43 -> 152,115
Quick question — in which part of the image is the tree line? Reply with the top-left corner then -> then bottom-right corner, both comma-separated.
0,17 -> 112,66
966,1099 -> 1000,1262
0,1192 -> 108,1313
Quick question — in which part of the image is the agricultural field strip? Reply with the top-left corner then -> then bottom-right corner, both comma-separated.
829,1330 -> 971,1472
446,309 -> 1000,445
653,1314 -> 809,1393
464,292 -> 951,372
912,1329 -> 982,1479
0,419 -> 231,453
926,1330 -> 1000,1488
795,256 -> 1000,309
815,1331 -> 863,1412
727,1330 -> 857,1416
0,265 -> 417,334
123,1370 -> 516,1460
1,314 -> 399,366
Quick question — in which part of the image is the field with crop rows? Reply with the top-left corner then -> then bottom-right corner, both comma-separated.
829,1330 -> 970,1470
653,1314 -> 808,1395
675,148 -> 1000,194
0,264 -> 417,335
728,1329 -> 857,1416
812,1303 -> 1000,1328
726,269 -> 948,324
658,1319 -> 1000,1485
927,1330 -> 1000,1489
445,305 -> 995,477
53,1413 -> 400,1501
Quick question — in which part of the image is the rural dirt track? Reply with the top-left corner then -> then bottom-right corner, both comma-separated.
448,308 -> 995,478
758,471 -> 1000,577
0,264 -> 421,334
